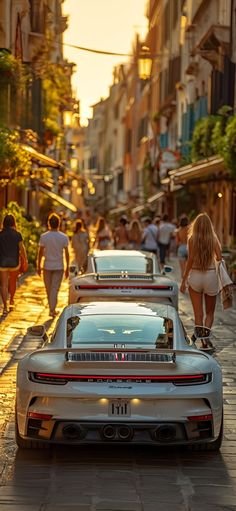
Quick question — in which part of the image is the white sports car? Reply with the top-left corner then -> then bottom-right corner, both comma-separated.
16,301 -> 223,450
69,250 -> 178,309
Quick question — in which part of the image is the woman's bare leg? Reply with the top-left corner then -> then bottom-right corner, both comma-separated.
188,286 -> 204,326
204,294 -> 217,329
9,270 -> 19,305
0,271 -> 9,309
179,259 -> 186,277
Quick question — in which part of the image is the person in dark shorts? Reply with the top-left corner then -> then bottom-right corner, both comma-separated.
0,214 -> 27,314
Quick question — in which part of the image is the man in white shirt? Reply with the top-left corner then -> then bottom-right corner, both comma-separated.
158,214 -> 175,268
141,217 -> 158,254
37,213 -> 69,317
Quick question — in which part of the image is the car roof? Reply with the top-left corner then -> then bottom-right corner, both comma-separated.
91,249 -> 154,259
64,301 -> 176,319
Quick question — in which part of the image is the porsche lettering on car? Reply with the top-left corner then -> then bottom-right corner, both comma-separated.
15,301 -> 223,450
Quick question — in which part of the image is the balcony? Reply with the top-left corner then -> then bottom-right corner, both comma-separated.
196,25 -> 230,68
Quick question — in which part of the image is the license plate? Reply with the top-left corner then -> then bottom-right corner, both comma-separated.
109,399 -> 131,417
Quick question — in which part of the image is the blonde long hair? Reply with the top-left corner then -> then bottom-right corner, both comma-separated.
188,213 -> 216,271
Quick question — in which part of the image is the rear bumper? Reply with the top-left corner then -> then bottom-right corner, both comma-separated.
23,417 -> 216,446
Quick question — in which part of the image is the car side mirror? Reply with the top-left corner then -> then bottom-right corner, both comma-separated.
164,265 -> 173,273
26,325 -> 48,341
69,265 -> 78,277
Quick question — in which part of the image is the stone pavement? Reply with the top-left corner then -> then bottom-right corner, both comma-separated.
0,272 -> 68,375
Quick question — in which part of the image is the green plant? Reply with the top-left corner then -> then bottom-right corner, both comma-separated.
191,116 -> 219,161
0,202 -> 44,266
42,63 -> 72,139
220,116 -> 236,177
0,128 -> 31,185
0,49 -> 26,89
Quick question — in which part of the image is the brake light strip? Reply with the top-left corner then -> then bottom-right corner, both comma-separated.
33,372 -> 206,381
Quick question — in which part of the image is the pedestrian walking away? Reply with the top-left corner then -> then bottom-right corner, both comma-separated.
0,214 -> 28,315
128,219 -> 142,249
158,214 -> 175,269
71,219 -> 90,273
94,216 -> 112,250
37,213 -> 69,317
114,216 -> 130,249
141,217 -> 158,254
180,213 -> 222,348
176,214 -> 189,277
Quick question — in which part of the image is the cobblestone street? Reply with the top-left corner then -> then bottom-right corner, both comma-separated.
0,262 -> 236,511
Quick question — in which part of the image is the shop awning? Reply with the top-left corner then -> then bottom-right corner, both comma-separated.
22,145 -> 63,169
132,191 -> 165,214
38,186 -> 77,213
132,204 -> 146,214
147,191 -> 165,203
169,156 -> 226,185
109,205 -> 129,215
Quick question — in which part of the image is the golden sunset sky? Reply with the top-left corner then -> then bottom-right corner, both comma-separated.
63,0 -> 148,123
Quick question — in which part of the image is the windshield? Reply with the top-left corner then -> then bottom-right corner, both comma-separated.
94,255 -> 153,273
67,314 -> 173,349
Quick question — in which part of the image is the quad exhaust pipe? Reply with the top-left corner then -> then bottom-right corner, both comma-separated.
102,424 -> 116,440
153,425 -> 176,442
62,424 -> 85,440
102,424 -> 133,441
62,423 -> 176,443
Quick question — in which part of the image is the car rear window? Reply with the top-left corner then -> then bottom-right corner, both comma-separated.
94,255 -> 153,273
67,315 -> 173,349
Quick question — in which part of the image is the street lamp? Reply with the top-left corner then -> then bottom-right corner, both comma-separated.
70,156 -> 78,171
63,110 -> 73,128
138,46 -> 152,80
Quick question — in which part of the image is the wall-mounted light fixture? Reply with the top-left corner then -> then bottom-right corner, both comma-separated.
63,110 -> 73,128
138,46 -> 152,80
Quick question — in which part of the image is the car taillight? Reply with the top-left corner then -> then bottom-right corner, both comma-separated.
29,372 -> 68,385
27,412 -> 52,420
75,285 -> 172,290
29,372 -> 212,385
187,414 -> 213,421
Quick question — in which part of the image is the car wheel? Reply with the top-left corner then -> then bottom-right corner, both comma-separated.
15,417 -> 49,450
188,412 -> 223,452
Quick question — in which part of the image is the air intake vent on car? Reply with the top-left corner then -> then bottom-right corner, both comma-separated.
96,273 -> 153,281
66,352 -> 176,363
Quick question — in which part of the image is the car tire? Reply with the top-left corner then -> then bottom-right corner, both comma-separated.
15,417 -> 49,450
188,412 -> 223,452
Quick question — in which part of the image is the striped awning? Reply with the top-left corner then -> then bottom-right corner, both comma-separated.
39,186 -> 77,213
22,145 -> 63,169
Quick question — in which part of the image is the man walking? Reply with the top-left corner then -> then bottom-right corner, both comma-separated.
37,213 -> 69,317
158,214 -> 175,269
141,217 -> 158,254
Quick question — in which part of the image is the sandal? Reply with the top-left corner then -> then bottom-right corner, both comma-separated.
200,340 -> 216,352
2,308 -> 8,316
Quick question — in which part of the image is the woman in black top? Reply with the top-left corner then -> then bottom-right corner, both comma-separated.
0,214 -> 27,314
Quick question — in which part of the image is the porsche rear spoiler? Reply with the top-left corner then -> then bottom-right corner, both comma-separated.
28,348 -> 211,386
73,283 -> 178,309
28,348 -> 210,363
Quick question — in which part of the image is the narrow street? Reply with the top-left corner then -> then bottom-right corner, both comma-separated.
0,263 -> 236,511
